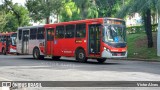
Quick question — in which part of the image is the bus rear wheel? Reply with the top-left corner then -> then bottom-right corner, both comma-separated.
2,48 -> 6,55
33,48 -> 44,60
76,49 -> 87,63
97,58 -> 106,63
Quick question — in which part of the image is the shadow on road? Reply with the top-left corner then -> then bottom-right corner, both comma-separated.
18,57 -> 120,65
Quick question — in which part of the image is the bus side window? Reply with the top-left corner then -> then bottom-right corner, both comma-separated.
37,27 -> 44,39
65,25 -> 75,38
4,36 -> 6,42
30,28 -> 37,40
56,26 -> 65,38
1,36 -> 4,42
76,24 -> 86,38
18,29 -> 22,40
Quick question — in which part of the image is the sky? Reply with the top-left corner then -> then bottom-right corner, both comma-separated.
0,0 -> 26,6
12,0 -> 26,6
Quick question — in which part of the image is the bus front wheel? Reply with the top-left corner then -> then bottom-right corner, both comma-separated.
33,48 -> 44,60
76,49 -> 87,63
97,58 -> 106,63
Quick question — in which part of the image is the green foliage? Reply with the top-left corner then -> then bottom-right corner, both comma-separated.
0,11 -> 7,32
116,0 -> 160,18
73,0 -> 98,19
60,0 -> 81,22
4,12 -> 18,32
12,3 -> 30,27
0,0 -> 30,32
152,24 -> 158,32
127,26 -> 145,34
26,0 -> 64,23
127,24 -> 158,34
116,0 -> 160,48
96,0 -> 124,17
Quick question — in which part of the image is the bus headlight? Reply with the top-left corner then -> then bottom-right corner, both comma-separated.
104,47 -> 107,50
104,47 -> 110,52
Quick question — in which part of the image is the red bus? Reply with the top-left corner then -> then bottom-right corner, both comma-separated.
0,32 -> 17,55
17,18 -> 127,63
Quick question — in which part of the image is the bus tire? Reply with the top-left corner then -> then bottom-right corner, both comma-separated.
33,48 -> 44,60
76,49 -> 87,63
97,58 -> 106,63
52,56 -> 61,60
2,48 -> 6,55
40,55 -> 44,60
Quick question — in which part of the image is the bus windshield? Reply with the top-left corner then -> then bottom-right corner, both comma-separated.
11,33 -> 17,46
103,25 -> 126,43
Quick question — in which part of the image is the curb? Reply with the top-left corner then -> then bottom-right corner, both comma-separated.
111,58 -> 160,62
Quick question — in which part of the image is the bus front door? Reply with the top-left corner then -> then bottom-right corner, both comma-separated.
46,28 -> 54,56
88,24 -> 101,56
22,30 -> 29,54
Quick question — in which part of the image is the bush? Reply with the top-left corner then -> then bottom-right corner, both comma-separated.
127,24 -> 158,34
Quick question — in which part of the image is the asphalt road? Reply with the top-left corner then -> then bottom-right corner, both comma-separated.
0,55 -> 160,90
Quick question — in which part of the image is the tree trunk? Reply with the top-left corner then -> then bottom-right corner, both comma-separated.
143,9 -> 153,48
46,17 -> 50,24
57,14 -> 59,23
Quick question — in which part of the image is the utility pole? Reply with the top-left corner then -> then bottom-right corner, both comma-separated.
157,9 -> 160,56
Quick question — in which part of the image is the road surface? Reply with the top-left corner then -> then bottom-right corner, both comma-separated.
0,55 -> 160,90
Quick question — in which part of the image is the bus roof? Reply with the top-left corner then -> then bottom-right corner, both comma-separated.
18,25 -> 44,30
17,17 -> 124,29
45,17 -> 124,27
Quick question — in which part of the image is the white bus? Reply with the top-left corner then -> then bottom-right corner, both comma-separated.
17,26 -> 45,59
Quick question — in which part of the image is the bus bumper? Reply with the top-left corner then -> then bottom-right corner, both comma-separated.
101,50 -> 127,58
10,48 -> 17,53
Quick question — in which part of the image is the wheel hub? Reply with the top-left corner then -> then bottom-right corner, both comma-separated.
79,53 -> 84,59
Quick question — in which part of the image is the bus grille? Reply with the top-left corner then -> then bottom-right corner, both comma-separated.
111,52 -> 126,56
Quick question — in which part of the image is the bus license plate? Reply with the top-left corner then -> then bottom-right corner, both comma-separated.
117,53 -> 121,56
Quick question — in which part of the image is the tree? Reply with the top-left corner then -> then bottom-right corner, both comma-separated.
60,0 -> 81,22
73,0 -> 98,19
96,0 -> 119,17
116,0 -> 160,48
26,0 -> 64,24
0,0 -> 30,32
0,11 -> 7,32
3,0 -> 29,26
95,0 -> 130,18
